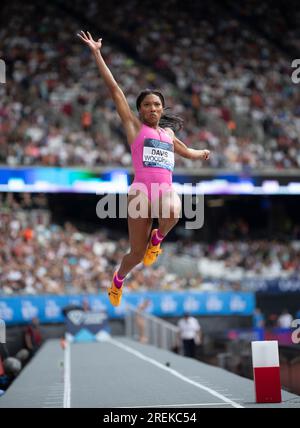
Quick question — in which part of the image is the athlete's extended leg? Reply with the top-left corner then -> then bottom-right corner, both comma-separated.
108,192 -> 153,306
143,189 -> 181,267
118,193 -> 153,276
157,189 -> 181,236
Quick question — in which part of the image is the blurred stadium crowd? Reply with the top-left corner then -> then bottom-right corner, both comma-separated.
0,193 -> 299,295
1,0 -> 299,170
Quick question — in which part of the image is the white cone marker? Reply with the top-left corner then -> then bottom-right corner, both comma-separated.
251,340 -> 282,403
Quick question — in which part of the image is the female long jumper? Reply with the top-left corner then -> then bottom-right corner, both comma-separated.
77,31 -> 210,306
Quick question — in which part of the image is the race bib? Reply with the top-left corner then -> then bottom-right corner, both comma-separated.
142,139 -> 174,172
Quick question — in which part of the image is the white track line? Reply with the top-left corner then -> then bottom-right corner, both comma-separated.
63,340 -> 71,408
109,338 -> 244,409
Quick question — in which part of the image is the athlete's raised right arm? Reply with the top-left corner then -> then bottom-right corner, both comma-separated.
77,31 -> 139,142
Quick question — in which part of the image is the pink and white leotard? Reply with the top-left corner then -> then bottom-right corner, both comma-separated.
129,123 -> 175,201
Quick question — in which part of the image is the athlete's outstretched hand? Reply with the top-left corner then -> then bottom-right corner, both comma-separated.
77,30 -> 102,52
199,149 -> 210,160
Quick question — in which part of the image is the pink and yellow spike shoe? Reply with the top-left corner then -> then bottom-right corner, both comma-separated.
108,272 -> 123,307
143,229 -> 163,267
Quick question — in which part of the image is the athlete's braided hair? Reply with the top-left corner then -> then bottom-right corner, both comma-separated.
136,89 -> 184,132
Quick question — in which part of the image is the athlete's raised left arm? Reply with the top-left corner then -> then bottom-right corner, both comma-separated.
165,128 -> 210,161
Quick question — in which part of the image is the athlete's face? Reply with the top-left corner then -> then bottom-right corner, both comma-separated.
139,94 -> 163,127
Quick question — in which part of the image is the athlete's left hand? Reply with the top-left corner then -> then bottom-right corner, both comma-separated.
199,149 -> 210,160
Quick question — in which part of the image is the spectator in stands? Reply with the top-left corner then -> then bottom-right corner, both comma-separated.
277,309 -> 293,329
24,317 -> 43,357
177,313 -> 202,358
253,308 -> 266,328
135,299 -> 151,344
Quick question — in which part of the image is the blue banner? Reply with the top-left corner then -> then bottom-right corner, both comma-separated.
243,278 -> 300,293
0,292 -> 255,325
66,310 -> 110,342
